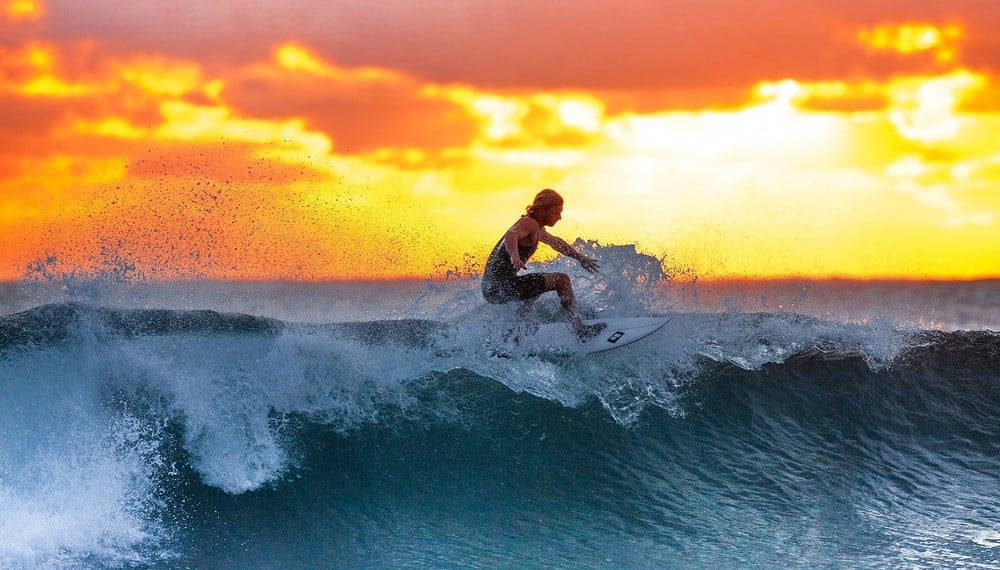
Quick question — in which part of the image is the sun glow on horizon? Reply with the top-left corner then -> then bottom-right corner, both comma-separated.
2,13 -> 999,282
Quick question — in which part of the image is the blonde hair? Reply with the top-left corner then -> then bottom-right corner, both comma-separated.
526,188 -> 563,216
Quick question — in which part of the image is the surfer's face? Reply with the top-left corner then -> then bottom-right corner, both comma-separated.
539,204 -> 562,226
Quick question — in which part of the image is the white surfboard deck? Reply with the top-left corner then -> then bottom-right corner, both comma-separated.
533,317 -> 669,355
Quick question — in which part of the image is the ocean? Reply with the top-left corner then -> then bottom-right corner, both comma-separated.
1,246 -> 998,569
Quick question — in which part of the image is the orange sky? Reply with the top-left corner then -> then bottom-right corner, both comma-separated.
2,0 -> 999,281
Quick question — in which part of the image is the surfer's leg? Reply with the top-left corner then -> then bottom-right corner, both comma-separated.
512,273 -> 546,317
543,272 -> 575,311
543,273 -> 605,340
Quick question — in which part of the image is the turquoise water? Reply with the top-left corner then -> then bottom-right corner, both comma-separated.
1,259 -> 998,568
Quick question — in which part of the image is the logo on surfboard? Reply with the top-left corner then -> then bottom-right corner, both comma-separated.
606,331 -> 625,343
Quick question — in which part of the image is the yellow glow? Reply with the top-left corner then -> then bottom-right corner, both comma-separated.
25,42 -> 52,66
276,44 -> 327,74
2,23 -> 999,282
72,117 -> 148,139
272,42 -> 397,82
120,60 -> 202,96
20,74 -> 92,97
204,79 -> 225,100
887,70 -> 985,142
755,79 -> 805,102
0,43 -> 92,97
858,23 -> 962,62
157,101 -> 332,158
608,94 -> 834,158
466,93 -> 529,141
885,156 -> 927,180
3,0 -> 43,20
555,99 -> 603,132
438,89 -> 609,143
3,155 -> 127,212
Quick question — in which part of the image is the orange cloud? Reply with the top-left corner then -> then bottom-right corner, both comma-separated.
220,43 -> 479,158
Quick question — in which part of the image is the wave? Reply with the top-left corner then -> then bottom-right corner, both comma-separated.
1,297 -> 998,567
3,300 -> 998,425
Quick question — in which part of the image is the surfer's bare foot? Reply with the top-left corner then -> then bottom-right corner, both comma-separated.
576,321 -> 607,342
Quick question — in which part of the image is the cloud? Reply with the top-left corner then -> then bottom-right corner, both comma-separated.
31,1 -> 1000,96
220,44 -> 480,155
0,94 -> 66,162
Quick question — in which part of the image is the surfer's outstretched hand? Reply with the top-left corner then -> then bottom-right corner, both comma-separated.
580,257 -> 600,274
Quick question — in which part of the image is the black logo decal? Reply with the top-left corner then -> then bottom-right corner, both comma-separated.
607,331 -> 625,343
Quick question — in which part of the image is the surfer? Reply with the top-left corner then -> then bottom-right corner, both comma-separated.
482,189 -> 606,341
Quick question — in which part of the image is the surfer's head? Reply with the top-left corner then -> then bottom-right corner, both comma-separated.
526,188 -> 564,226
526,189 -> 564,222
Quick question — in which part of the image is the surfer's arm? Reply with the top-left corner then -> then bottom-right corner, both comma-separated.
503,218 -> 535,271
503,232 -> 525,271
540,231 -> 600,274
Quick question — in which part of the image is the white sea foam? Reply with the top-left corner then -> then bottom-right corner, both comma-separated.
0,346 -> 167,567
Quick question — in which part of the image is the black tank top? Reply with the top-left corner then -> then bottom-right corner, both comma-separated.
482,222 -> 539,288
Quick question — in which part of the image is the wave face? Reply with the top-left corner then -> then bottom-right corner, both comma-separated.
1,267 -> 999,568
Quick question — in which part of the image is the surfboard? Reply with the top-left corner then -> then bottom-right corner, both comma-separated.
532,317 -> 669,355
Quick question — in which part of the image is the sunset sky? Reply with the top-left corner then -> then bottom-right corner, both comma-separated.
2,0 -> 999,281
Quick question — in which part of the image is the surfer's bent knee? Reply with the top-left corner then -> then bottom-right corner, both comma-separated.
545,272 -> 571,291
